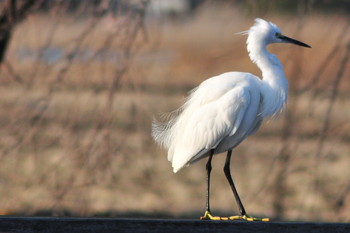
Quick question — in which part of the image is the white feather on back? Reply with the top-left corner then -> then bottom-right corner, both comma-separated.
153,72 -> 264,172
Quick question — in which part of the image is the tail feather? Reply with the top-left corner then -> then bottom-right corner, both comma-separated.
171,148 -> 211,173
151,119 -> 170,148
151,107 -> 184,149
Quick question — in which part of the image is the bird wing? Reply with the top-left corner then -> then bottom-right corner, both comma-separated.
170,85 -> 251,172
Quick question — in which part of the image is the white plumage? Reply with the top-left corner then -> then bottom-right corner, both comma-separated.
152,18 -> 310,173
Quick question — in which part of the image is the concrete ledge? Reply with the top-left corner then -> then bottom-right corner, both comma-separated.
0,217 -> 349,233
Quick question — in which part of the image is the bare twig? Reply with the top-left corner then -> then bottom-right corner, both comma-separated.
311,41 -> 350,218
299,21 -> 350,93
314,41 -> 350,160
0,0 -> 45,64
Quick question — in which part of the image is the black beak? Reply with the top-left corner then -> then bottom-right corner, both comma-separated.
280,35 -> 312,48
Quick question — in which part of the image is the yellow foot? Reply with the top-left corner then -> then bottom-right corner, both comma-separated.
200,211 -> 270,222
200,210 -> 224,220
237,214 -> 270,222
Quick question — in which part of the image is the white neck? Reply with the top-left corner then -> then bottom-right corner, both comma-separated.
247,40 -> 288,117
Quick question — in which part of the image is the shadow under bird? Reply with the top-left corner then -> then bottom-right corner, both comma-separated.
152,18 -> 311,221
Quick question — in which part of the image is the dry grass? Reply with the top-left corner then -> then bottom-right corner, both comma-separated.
0,2 -> 349,221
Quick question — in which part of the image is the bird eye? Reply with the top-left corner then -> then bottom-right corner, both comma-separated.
275,32 -> 281,38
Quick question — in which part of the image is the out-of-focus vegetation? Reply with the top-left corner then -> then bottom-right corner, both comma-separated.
0,0 -> 349,221
235,0 -> 350,15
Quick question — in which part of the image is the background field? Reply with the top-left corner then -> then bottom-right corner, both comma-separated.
0,0 -> 349,221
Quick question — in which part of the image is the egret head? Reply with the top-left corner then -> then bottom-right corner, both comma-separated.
247,18 -> 311,48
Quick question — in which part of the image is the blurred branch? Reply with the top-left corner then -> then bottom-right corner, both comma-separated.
26,3 -> 65,87
0,96 -> 51,159
50,11 -> 101,89
299,21 -> 350,93
105,1 -> 148,112
314,41 -> 350,160
0,1 -> 104,161
3,60 -> 22,82
0,0 -> 45,65
334,179 -> 350,213
70,1 -> 150,178
312,41 -> 350,217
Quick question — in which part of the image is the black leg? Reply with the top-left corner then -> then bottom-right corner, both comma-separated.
224,150 -> 247,216
205,150 -> 214,213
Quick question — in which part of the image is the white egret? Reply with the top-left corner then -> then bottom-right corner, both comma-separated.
152,18 -> 311,221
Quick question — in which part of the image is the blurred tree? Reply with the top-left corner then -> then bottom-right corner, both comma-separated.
0,0 -> 45,65
214,0 -> 350,15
